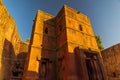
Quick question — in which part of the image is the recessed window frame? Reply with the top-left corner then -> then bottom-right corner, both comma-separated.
79,24 -> 83,31
45,27 -> 48,34
59,25 -> 62,31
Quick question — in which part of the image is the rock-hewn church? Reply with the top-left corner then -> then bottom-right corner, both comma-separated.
1,0 -> 120,80
23,5 -> 106,80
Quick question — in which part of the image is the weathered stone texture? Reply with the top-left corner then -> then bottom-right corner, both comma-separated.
0,1 -> 29,80
0,1 -> 106,79
24,5 -> 106,80
64,5 -> 99,53
101,43 -> 120,80
23,10 -> 57,80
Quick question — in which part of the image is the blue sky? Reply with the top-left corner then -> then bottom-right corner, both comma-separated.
2,0 -> 120,48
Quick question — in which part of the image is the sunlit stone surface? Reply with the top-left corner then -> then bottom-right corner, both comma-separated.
23,5 -> 106,80
0,0 -> 28,80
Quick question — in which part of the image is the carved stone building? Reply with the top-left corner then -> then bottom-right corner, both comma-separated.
1,0 -> 112,80
23,5 -> 106,80
0,1 -> 28,80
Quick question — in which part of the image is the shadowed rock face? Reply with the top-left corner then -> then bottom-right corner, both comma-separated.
1,39 -> 28,80
0,67 -> 2,80
101,43 -> 120,79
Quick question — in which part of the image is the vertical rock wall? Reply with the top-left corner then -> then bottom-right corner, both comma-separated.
101,43 -> 120,79
0,1 -> 29,79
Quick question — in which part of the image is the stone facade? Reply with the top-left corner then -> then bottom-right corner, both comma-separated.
0,1 -> 28,80
101,43 -> 120,80
1,0 -> 108,80
24,5 -> 106,80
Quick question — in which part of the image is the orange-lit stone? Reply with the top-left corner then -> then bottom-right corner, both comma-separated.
24,5 -> 106,80
0,1 -> 107,79
0,1 -> 29,79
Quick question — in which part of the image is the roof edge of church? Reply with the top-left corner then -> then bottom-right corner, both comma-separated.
37,9 -> 54,17
63,4 -> 90,18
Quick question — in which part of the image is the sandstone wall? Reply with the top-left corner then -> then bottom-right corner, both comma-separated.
101,43 -> 120,79
0,1 -> 28,79
23,10 -> 57,80
55,5 -> 100,80
64,5 -> 99,53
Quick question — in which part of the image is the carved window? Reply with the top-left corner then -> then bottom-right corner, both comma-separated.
59,25 -> 62,31
12,61 -> 23,77
45,27 -> 48,34
41,62 -> 47,77
79,25 -> 83,31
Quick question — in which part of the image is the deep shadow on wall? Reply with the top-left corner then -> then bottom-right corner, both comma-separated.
38,46 -> 107,80
56,46 -> 106,80
39,19 -> 57,80
1,39 -> 15,80
39,18 -> 106,80
1,39 -> 28,80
